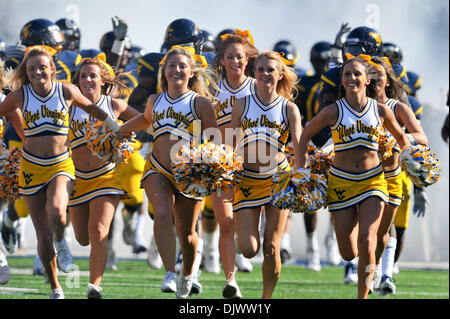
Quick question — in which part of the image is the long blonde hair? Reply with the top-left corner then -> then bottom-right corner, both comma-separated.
7,46 -> 56,90
255,50 -> 298,101
157,47 -> 218,100
0,59 -> 6,92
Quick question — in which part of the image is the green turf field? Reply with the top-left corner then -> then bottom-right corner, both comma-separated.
0,255 -> 448,299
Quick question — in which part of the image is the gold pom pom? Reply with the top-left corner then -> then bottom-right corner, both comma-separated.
172,141 -> 243,197
400,144 -> 441,187
85,119 -> 135,164
0,143 -> 22,202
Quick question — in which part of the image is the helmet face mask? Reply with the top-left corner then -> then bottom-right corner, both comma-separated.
56,18 -> 81,51
381,42 -> 403,64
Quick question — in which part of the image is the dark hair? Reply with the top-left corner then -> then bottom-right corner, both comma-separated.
367,56 -> 409,103
213,34 -> 259,81
338,57 -> 376,99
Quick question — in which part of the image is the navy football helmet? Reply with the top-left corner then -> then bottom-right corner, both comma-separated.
161,18 -> 203,54
343,26 -> 383,57
310,41 -> 332,74
273,40 -> 300,67
20,18 -> 63,50
381,42 -> 403,64
200,29 -> 216,53
99,31 -> 131,54
55,18 -> 81,51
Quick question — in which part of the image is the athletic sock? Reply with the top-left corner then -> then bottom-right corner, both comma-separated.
382,237 -> 397,278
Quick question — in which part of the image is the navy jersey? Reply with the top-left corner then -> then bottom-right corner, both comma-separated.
392,63 -> 409,86
136,52 -> 164,93
202,51 -> 216,66
408,95 -> 423,120
296,73 -> 321,126
55,50 -> 81,83
319,66 -> 341,108
120,63 -> 139,101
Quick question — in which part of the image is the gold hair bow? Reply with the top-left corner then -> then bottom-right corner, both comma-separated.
159,45 -> 208,68
24,45 -> 58,57
345,53 -> 386,71
220,29 -> 255,46
80,52 -> 115,77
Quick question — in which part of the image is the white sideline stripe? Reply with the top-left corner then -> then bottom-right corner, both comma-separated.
10,268 -> 90,277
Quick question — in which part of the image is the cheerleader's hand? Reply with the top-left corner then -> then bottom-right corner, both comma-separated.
413,186 -> 429,218
116,125 -> 126,139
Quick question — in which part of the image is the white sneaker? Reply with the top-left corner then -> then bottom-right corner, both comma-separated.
161,271 -> 177,293
176,274 -> 194,299
55,239 -> 73,273
325,233 -> 341,266
87,283 -> 103,299
203,252 -> 221,274
50,288 -> 64,299
235,253 -> 253,272
33,254 -> 44,276
373,264 -> 382,291
222,274 -> 242,299
305,249 -> 321,272
343,262 -> 358,284
190,270 -> 203,295
379,275 -> 396,296
0,252 -> 11,285
147,236 -> 162,270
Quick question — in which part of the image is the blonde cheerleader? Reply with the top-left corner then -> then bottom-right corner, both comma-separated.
0,46 -> 124,299
118,46 -> 220,299
230,50 -> 302,299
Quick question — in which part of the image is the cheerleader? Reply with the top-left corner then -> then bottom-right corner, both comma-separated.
368,56 -> 428,295
0,60 -> 11,286
0,46 -> 124,299
296,56 -> 410,299
206,30 -> 259,298
69,57 -> 140,298
230,51 -> 302,298
117,46 -> 219,299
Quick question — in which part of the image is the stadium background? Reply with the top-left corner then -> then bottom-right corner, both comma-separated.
0,0 -> 448,265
